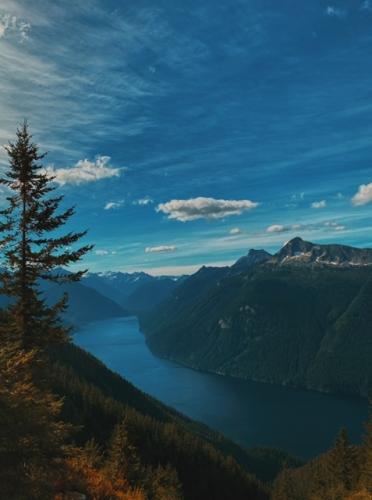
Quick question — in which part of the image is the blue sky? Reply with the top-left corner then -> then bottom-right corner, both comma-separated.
1,0 -> 372,275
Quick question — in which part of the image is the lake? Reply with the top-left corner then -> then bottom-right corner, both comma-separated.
74,316 -> 369,460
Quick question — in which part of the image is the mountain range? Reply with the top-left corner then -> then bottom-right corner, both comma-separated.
0,269 -> 184,326
140,237 -> 372,398
83,271 -> 185,313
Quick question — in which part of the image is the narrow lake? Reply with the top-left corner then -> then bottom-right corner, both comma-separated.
74,316 -> 369,460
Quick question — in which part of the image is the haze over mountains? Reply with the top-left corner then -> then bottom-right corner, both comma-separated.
83,271 -> 185,313
141,238 -> 372,398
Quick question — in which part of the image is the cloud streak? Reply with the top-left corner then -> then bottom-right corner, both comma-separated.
157,197 -> 258,222
0,12 -> 31,42
104,200 -> 124,210
145,245 -> 177,253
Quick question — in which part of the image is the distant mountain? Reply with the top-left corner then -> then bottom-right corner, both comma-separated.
141,238 -> 372,398
84,271 -> 186,312
45,280 -> 127,326
0,268 -> 127,326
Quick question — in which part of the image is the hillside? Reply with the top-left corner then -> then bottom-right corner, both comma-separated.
0,271 -> 127,326
43,278 -> 128,326
46,342 -> 289,499
141,238 -> 372,398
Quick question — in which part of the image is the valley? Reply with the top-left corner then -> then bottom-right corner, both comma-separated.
141,238 -> 372,399
74,316 -> 369,461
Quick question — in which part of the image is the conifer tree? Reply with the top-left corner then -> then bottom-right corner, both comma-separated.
106,418 -> 142,485
326,428 -> 358,492
0,344 -> 72,498
0,123 -> 92,348
360,415 -> 372,491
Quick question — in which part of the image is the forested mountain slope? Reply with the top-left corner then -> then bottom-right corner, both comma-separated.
141,238 -> 372,398
47,342 -> 294,499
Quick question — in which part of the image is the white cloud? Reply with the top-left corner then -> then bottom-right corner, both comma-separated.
104,200 -> 124,210
156,197 -> 258,222
266,224 -> 287,233
145,245 -> 177,253
325,6 -> 346,17
95,249 -> 109,256
135,196 -> 153,206
311,200 -> 327,209
45,156 -> 122,185
229,227 -> 242,235
351,183 -> 372,206
324,221 -> 346,231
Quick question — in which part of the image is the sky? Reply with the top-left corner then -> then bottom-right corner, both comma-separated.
1,0 -> 372,275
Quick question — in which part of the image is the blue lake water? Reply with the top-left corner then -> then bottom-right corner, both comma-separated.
74,316 -> 369,460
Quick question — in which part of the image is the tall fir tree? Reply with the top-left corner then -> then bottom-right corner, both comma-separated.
0,123 -> 92,348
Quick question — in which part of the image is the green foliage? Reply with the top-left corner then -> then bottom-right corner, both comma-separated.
142,264 -> 372,398
0,343 -> 72,499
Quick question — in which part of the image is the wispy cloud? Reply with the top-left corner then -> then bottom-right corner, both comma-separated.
229,227 -> 242,235
145,245 -> 177,253
104,200 -> 124,210
134,196 -> 154,206
157,197 -> 259,222
351,183 -> 372,206
311,200 -> 327,209
360,1 -> 372,11
45,156 -> 122,185
0,12 -> 31,42
266,224 -> 288,233
325,6 -> 346,18
95,249 -> 109,256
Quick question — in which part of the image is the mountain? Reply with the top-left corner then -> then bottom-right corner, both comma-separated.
83,271 -> 185,312
141,238 -> 372,398
232,249 -> 272,271
45,280 -> 127,326
0,269 -> 127,326
271,236 -> 372,267
123,277 -> 184,313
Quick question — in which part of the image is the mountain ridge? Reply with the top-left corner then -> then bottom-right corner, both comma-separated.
140,237 -> 372,399
269,237 -> 372,267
